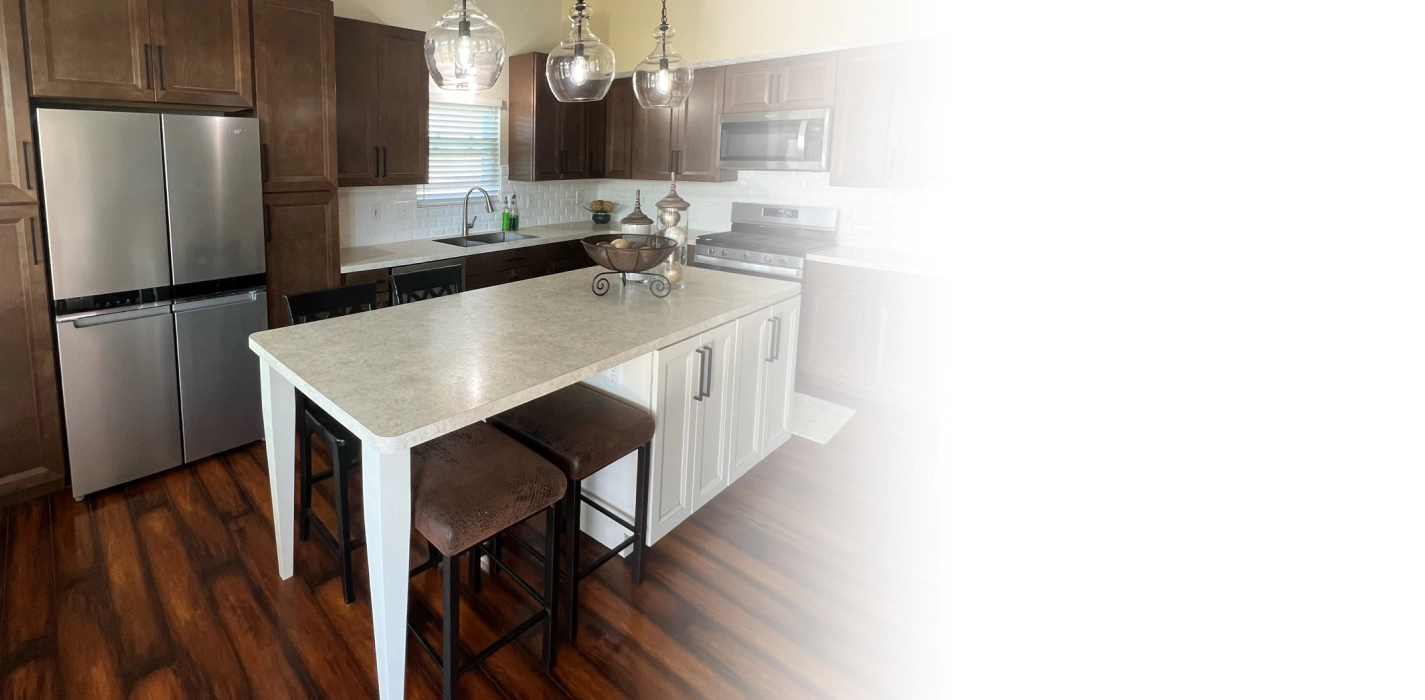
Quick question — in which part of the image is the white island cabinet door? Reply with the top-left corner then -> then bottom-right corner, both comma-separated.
762,296 -> 802,454
691,321 -> 737,511
648,334 -> 703,544
730,307 -> 771,482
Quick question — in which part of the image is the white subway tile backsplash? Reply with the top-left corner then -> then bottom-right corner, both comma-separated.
340,171 -> 921,250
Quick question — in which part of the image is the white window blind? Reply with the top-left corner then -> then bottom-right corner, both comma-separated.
419,101 -> 501,205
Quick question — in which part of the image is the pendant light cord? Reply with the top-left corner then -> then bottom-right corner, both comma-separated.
659,0 -> 670,32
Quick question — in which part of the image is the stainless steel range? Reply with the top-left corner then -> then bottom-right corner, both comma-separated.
693,203 -> 837,280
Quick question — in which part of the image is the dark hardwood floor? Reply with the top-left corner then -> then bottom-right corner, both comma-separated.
0,403 -> 938,699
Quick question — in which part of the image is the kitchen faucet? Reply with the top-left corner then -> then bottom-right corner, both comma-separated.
462,186 -> 496,235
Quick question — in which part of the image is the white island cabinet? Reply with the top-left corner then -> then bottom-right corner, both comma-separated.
248,267 -> 798,700
645,297 -> 801,544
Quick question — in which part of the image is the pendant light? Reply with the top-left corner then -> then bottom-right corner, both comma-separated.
426,0 -> 505,91
633,0 -> 693,108
547,2 -> 615,102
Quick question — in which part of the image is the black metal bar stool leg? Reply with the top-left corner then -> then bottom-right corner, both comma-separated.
441,553 -> 460,700
467,544 -> 482,594
542,506 -> 558,670
564,480 -> 581,640
330,435 -> 355,605
632,442 -> 651,585
298,426 -> 312,541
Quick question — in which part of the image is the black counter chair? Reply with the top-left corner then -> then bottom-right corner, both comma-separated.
487,383 -> 655,640
406,423 -> 565,698
389,264 -> 463,305
283,282 -> 377,604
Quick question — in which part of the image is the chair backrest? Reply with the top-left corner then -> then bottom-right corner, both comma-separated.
284,282 -> 378,326
389,265 -> 464,305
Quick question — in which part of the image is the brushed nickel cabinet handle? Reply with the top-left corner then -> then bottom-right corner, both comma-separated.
28,217 -> 38,265
21,140 -> 31,189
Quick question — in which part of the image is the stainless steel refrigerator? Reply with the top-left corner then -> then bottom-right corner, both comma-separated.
36,109 -> 268,498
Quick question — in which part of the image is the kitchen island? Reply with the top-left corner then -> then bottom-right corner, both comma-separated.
248,266 -> 800,700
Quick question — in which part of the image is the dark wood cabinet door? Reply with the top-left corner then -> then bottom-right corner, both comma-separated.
583,98 -> 606,179
262,190 -> 339,328
673,67 -> 725,183
604,78 -> 634,179
509,52 -> 549,182
631,100 -> 674,181
558,100 -> 587,178
375,24 -> 428,185
0,205 -> 65,492
334,17 -> 379,186
722,58 -> 777,114
24,0 -> 156,102
0,0 -> 36,206
254,0 -> 337,193
149,0 -> 253,107
775,52 -> 837,110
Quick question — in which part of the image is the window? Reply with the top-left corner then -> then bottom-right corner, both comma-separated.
419,100 -> 501,205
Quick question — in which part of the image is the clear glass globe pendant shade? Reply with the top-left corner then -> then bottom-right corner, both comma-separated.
633,26 -> 693,109
426,0 -> 505,91
547,2 -> 615,102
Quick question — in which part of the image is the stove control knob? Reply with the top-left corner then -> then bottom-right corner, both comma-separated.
742,252 -> 750,260
777,257 -> 788,266
763,255 -> 773,263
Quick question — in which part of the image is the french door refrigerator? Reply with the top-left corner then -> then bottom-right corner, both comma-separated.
36,109 -> 268,498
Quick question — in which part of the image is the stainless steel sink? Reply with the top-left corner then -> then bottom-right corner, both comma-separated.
435,231 -> 538,247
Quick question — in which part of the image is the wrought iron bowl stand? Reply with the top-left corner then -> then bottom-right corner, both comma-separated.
581,234 -> 678,298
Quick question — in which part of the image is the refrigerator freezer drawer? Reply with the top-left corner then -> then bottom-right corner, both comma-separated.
162,115 -> 266,286
175,291 -> 268,462
35,109 -> 170,301
56,306 -> 184,498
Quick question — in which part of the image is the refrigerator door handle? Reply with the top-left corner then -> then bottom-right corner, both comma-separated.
173,291 -> 260,313
70,305 -> 172,328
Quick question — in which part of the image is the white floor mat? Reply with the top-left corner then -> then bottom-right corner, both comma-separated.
790,392 -> 856,444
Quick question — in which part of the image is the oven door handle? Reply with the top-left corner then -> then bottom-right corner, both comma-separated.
693,254 -> 803,279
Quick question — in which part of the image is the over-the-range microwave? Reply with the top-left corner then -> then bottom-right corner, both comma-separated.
718,108 -> 831,172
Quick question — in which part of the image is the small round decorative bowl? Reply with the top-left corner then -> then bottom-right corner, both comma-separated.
591,212 -> 612,224
581,234 -> 677,273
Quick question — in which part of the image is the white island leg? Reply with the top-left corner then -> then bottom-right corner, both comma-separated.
259,359 -> 297,580
362,445 -> 412,700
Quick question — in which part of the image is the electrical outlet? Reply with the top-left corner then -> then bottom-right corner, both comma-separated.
606,365 -> 622,385
392,200 -> 414,219
370,203 -> 382,221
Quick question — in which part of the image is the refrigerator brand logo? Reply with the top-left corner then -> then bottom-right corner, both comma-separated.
230,129 -> 246,135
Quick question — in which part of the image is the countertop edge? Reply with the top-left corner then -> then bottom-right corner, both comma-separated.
805,246 -> 944,278
250,284 -> 802,452
339,230 -> 594,275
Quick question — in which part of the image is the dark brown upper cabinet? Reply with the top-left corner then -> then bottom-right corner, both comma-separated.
604,77 -> 635,179
631,66 -> 726,183
0,0 -> 36,206
24,0 -> 254,108
253,0 -> 338,193
509,52 -> 607,182
722,53 -> 837,114
334,17 -> 428,187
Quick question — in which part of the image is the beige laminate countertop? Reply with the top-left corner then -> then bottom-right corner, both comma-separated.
342,222 -> 719,275
340,221 -> 617,274
805,245 -> 945,278
249,266 -> 800,452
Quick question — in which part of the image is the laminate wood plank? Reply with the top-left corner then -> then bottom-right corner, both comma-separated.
210,570 -> 315,699
125,475 -> 171,514
50,494 -> 97,586
55,578 -> 124,700
312,575 -> 461,700
193,456 -> 250,522
128,666 -> 190,700
1,655 -> 56,700
160,467 -> 236,571
227,445 -> 274,529
135,507 -> 251,700
3,498 -> 53,655
91,491 -> 171,679
227,513 -> 376,700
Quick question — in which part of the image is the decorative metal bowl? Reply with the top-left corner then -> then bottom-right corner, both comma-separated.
581,234 -> 678,297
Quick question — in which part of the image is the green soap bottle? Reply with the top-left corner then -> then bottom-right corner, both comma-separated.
501,196 -> 510,231
510,194 -> 520,231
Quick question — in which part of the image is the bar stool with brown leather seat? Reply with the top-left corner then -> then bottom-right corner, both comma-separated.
406,422 -> 565,699
487,383 -> 655,640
